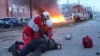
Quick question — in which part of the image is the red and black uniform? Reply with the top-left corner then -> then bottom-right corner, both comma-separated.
8,12 -> 61,56
19,15 -> 53,49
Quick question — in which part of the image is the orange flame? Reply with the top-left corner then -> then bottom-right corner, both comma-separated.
50,15 -> 65,23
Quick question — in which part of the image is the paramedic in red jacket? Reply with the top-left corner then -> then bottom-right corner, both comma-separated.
8,12 -> 60,56
21,12 -> 53,49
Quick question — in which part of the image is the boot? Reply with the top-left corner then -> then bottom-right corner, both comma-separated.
49,39 -> 62,50
56,44 -> 62,50
8,44 -> 20,56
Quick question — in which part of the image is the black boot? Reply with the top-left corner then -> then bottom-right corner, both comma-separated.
48,39 -> 62,50
8,44 -> 20,56
30,51 -> 42,56
55,44 -> 62,50
9,41 -> 23,52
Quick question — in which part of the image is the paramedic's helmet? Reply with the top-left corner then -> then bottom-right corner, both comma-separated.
42,12 -> 50,20
42,12 -> 53,27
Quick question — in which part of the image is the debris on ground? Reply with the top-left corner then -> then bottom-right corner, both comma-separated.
96,52 -> 100,55
65,33 -> 72,40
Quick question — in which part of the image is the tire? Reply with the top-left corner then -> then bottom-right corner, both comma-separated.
5,25 -> 10,28
75,18 -> 79,22
0,25 -> 4,28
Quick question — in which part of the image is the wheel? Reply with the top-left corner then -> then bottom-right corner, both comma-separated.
0,25 -> 4,28
6,25 -> 10,28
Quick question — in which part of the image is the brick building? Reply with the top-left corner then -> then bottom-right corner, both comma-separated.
0,0 -> 8,17
0,0 -> 31,18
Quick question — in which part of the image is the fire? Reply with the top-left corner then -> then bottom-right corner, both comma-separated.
50,15 -> 65,23
12,0 -> 65,23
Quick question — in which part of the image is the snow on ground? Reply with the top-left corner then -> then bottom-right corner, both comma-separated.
0,19 -> 100,56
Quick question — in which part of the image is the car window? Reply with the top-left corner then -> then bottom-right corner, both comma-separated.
20,18 -> 23,21
25,19 -> 28,21
0,20 -> 3,23
3,18 -> 10,21
0,20 -> 2,22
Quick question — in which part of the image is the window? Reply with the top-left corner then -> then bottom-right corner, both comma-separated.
19,8 -> 23,13
12,4 -> 17,12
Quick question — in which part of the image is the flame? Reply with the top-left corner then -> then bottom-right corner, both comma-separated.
12,0 -> 65,23
50,15 -> 65,23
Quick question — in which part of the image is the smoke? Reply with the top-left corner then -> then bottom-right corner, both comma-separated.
10,0 -> 62,15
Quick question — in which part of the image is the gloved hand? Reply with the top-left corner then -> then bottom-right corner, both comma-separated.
43,35 -> 49,40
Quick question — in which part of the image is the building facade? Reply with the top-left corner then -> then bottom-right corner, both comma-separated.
0,0 -> 8,17
0,0 -> 31,18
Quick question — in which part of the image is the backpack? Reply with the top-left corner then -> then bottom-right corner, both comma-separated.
82,35 -> 93,48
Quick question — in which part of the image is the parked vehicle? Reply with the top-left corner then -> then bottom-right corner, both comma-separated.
0,19 -> 10,28
18,18 -> 30,26
9,18 -> 19,27
0,17 -> 19,28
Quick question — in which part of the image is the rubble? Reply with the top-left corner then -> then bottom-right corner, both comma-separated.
65,33 -> 72,40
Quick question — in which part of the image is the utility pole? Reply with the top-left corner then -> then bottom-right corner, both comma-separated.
78,0 -> 80,5
6,0 -> 9,17
67,0 -> 69,9
29,0 -> 32,18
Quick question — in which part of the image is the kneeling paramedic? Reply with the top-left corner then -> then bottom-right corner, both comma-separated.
8,12 -> 62,56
